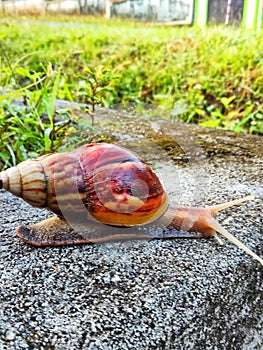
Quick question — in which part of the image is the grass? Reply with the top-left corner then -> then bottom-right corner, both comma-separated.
0,15 -> 263,153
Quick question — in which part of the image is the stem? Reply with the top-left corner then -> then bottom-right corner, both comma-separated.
0,39 -> 18,87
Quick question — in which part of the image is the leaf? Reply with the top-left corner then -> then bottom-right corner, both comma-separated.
44,128 -> 53,152
219,96 -> 235,109
6,144 -> 16,166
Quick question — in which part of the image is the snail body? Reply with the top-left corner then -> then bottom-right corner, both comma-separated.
0,143 -> 262,265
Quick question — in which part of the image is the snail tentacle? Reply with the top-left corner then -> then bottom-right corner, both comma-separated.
202,213 -> 263,266
163,198 -> 263,266
209,195 -> 255,214
207,196 -> 263,265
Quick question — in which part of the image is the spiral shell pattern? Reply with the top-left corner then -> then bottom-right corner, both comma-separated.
0,144 -> 168,226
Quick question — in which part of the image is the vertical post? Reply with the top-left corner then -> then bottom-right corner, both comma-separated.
225,0 -> 232,25
105,0 -> 111,18
243,0 -> 263,30
194,0 -> 209,26
41,0 -> 46,16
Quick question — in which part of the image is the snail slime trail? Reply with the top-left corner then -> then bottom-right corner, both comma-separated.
0,143 -> 262,266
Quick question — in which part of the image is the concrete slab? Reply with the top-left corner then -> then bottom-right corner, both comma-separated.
0,109 -> 262,349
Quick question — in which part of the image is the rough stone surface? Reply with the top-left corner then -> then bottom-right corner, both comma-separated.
0,108 -> 262,349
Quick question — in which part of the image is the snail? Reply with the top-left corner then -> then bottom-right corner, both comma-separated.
0,143 -> 262,265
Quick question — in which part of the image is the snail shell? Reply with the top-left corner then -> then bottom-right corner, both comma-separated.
0,143 -> 262,266
0,144 -> 168,226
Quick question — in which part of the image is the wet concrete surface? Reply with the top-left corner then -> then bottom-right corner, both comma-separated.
0,106 -> 262,349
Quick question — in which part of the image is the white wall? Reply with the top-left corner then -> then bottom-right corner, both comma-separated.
1,0 -> 45,13
110,0 -> 194,23
0,0 -> 194,23
0,0 -> 104,14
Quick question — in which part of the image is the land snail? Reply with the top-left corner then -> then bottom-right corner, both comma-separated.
0,143 -> 262,265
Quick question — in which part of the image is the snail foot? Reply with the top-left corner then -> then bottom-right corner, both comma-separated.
16,216 -> 93,246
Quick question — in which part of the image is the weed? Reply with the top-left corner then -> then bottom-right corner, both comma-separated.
0,18 -> 263,135
0,62 -> 79,169
75,65 -> 117,125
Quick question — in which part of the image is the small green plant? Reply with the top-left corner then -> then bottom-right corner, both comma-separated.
0,64 -> 79,169
76,65 -> 117,126
0,103 -> 78,169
